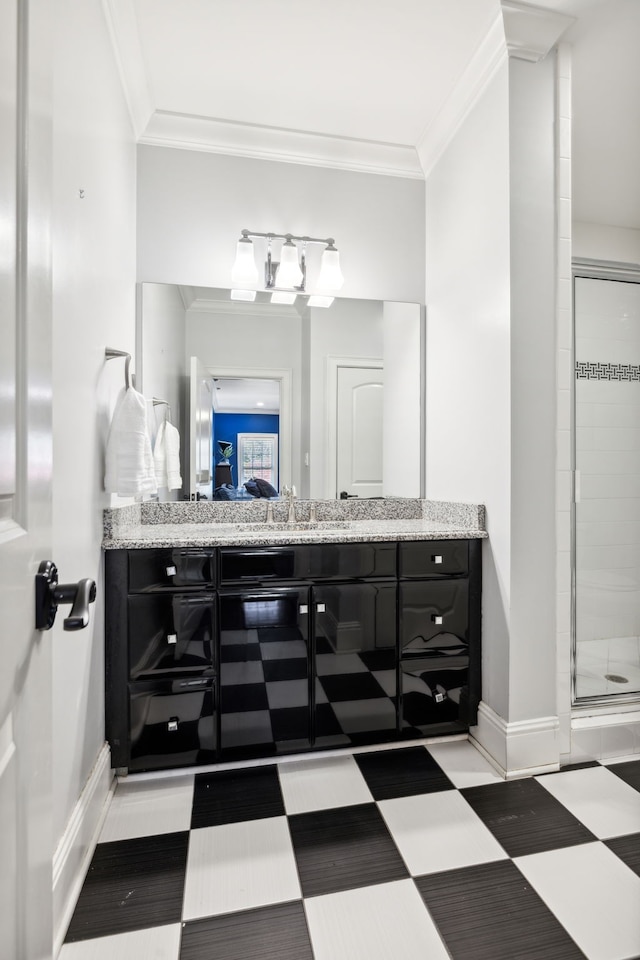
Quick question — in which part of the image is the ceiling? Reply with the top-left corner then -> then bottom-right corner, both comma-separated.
212,378 -> 280,416
111,0 -> 640,229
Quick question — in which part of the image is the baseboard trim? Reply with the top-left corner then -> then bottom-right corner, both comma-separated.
470,701 -> 560,778
53,743 -> 114,955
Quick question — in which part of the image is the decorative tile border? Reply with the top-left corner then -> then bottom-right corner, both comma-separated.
576,361 -> 640,382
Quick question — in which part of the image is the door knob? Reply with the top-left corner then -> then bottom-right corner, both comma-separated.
35,561 -> 97,631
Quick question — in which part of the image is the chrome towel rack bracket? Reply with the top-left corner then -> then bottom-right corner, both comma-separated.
105,348 -> 133,388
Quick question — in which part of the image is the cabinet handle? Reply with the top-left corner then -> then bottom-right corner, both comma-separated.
316,603 -> 326,613
431,614 -> 443,624
166,565 -> 177,577
167,718 -> 178,732
167,633 -> 177,645
299,604 -> 308,614
431,555 -> 443,564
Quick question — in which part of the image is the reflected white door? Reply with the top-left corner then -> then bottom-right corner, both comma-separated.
336,366 -> 384,498
0,0 -> 53,956
189,357 -> 213,500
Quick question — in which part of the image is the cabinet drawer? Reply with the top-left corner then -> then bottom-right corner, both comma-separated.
399,540 -> 468,578
128,678 -> 216,772
129,549 -> 216,592
309,542 -> 397,580
400,580 -> 468,655
400,656 -> 469,734
128,594 -> 215,679
219,542 -> 397,584
219,546 -> 312,583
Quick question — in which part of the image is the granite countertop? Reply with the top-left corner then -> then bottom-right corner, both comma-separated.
103,499 -> 487,549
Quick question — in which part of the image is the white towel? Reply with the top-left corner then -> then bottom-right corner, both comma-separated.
104,387 -> 158,497
153,419 -> 182,491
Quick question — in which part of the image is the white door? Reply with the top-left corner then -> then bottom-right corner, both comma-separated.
336,366 -> 384,499
189,357 -> 213,500
0,1 -> 54,957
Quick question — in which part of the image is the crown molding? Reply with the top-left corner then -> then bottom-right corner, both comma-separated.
501,0 -> 575,62
182,289 -> 302,321
416,13 -> 508,179
101,0 -> 153,137
138,111 -> 424,180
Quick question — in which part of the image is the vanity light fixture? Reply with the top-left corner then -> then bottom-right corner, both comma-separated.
230,229 -> 344,307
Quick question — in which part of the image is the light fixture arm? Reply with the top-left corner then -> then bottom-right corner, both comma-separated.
240,229 -> 337,247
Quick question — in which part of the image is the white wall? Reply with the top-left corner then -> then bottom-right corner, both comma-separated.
507,55 -> 558,725
424,61 -> 512,719
52,0 -> 136,936
574,221 -> 640,264
425,49 -> 560,753
383,301 -> 423,498
136,146 -> 425,304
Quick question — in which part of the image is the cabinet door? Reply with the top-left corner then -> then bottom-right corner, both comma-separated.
128,678 -> 216,772
313,582 -> 397,747
399,580 -> 469,656
218,587 -> 310,759
128,594 -> 215,679
400,656 -> 469,736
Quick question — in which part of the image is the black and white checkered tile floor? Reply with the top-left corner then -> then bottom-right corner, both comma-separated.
60,741 -> 640,960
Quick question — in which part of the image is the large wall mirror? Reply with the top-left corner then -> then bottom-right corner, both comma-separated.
137,283 -> 424,502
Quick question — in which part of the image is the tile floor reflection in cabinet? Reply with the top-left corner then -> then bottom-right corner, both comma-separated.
60,740 -> 640,960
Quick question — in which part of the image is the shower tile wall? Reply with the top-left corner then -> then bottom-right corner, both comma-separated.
574,277 -> 640,698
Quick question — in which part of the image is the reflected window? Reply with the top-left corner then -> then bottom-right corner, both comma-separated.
238,433 -> 278,489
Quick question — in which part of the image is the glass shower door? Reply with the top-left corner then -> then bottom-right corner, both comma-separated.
574,273 -> 640,701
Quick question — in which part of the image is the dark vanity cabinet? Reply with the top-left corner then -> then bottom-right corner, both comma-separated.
105,549 -> 218,773
105,538 -> 481,773
398,539 -> 482,736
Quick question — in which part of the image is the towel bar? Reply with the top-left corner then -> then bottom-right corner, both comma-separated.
105,347 -> 133,388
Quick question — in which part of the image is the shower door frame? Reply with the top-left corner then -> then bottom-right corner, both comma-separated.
571,257 -> 640,707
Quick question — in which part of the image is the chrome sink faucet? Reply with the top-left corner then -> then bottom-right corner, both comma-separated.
265,501 -> 275,523
282,484 -> 297,523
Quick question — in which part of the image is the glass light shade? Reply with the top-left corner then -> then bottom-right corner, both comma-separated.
276,240 -> 303,288
270,290 -> 297,305
317,246 -> 344,292
231,289 -> 256,302
231,238 -> 258,286
308,295 -> 334,308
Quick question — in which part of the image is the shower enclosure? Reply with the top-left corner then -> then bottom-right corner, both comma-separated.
573,261 -> 640,703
